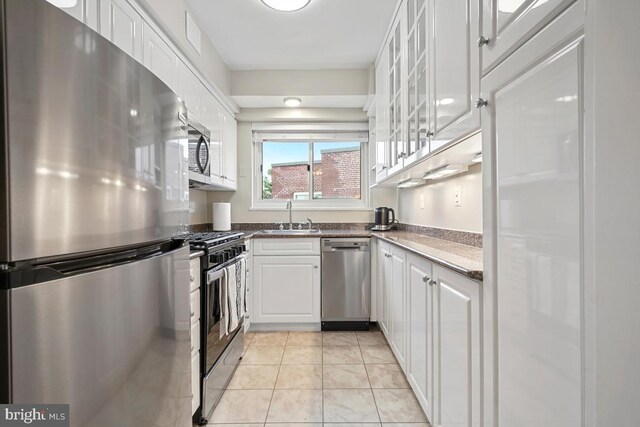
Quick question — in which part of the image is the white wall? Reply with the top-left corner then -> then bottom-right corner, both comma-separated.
138,0 -> 231,96
204,120 -> 396,224
397,163 -> 482,233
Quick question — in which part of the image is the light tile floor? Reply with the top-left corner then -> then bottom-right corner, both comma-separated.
208,330 -> 431,426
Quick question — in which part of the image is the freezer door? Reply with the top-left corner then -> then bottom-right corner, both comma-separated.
0,0 -> 189,262
9,245 -> 192,427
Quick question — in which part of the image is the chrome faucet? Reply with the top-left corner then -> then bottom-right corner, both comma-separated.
286,199 -> 293,230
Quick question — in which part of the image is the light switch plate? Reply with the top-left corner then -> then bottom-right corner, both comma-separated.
189,201 -> 196,214
454,186 -> 462,207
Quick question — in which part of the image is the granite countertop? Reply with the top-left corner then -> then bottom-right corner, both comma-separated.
244,229 -> 483,281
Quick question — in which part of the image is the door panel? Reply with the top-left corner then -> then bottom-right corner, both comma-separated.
377,243 -> 390,335
433,265 -> 481,427
253,256 -> 321,323
389,245 -> 407,369
430,0 -> 480,150
100,0 -> 143,62
407,253 -> 434,420
481,0 -> 577,73
10,246 -> 191,425
142,23 -> 178,92
3,0 -> 187,261
482,6 -> 584,424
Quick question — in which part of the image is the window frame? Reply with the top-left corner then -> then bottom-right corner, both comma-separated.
251,124 -> 371,211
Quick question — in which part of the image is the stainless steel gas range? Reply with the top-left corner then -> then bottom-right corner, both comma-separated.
188,232 -> 247,425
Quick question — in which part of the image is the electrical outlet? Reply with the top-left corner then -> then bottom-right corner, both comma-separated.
454,186 -> 462,207
189,201 -> 196,214
419,193 -> 425,209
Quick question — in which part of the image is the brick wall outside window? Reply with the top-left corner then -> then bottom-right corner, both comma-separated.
270,147 -> 360,200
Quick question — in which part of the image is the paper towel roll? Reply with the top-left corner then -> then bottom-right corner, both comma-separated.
212,202 -> 231,231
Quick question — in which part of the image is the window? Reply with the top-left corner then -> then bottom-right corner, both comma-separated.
252,124 -> 370,210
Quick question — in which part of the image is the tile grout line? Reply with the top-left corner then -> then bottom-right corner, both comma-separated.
262,332 -> 287,424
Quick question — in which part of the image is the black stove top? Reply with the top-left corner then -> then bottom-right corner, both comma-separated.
187,231 -> 244,248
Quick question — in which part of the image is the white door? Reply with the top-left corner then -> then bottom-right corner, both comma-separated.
429,0 -> 480,151
407,253 -> 434,420
387,7 -> 406,175
375,55 -> 389,182
481,3 -> 584,426
99,0 -> 143,62
222,110 -> 238,188
47,0 -> 98,31
433,265 -> 481,427
142,22 -> 178,92
244,240 -> 253,332
252,256 -> 321,324
176,60 -> 203,122
404,0 -> 430,166
389,244 -> 407,370
377,242 -> 390,336
480,0 -> 577,73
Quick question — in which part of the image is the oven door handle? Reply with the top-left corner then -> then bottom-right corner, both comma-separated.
207,268 -> 226,284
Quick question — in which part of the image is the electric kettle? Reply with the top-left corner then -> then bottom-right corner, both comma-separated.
372,207 -> 398,231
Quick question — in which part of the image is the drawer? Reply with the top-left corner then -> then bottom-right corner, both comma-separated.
190,289 -> 201,325
191,350 -> 200,415
190,257 -> 201,292
191,319 -> 200,356
253,238 -> 320,256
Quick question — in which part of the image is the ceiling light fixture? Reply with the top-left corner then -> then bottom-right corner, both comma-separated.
423,164 -> 468,181
261,0 -> 311,12
46,0 -> 78,8
472,152 -> 482,163
284,97 -> 302,107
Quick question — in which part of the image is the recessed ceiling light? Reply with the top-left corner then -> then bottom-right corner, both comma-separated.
284,97 -> 302,107
46,0 -> 78,8
261,0 -> 311,12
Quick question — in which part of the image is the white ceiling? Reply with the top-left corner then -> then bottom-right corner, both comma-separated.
185,0 -> 398,70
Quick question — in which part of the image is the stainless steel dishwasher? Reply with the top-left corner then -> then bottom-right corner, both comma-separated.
321,238 -> 371,331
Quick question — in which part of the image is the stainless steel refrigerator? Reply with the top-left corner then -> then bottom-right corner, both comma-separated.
0,0 -> 192,425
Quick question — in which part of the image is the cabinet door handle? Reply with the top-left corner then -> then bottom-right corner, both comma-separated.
477,36 -> 490,47
422,276 -> 431,283
430,279 -> 436,286
426,130 -> 434,137
314,265 -> 319,269
475,98 -> 488,109
190,275 -> 194,282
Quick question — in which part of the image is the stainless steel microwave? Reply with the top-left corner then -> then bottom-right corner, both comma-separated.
188,119 -> 211,185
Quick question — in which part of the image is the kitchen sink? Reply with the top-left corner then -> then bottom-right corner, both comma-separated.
259,229 -> 321,235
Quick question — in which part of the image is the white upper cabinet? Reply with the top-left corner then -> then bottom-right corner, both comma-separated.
222,111 -> 238,188
387,7 -> 405,175
375,53 -> 390,182
47,0 -> 99,31
407,252 -> 434,421
429,0 -> 480,151
480,0 -> 577,74
176,60 -> 203,122
481,3 -> 584,425
99,0 -> 143,62
404,0 -> 430,166
142,22 -> 178,92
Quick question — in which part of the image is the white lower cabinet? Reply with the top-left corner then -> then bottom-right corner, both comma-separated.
388,244 -> 407,370
377,241 -> 391,335
191,351 -> 200,415
432,265 -> 481,427
376,238 -> 482,427
407,253 -> 434,421
252,255 -> 321,324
